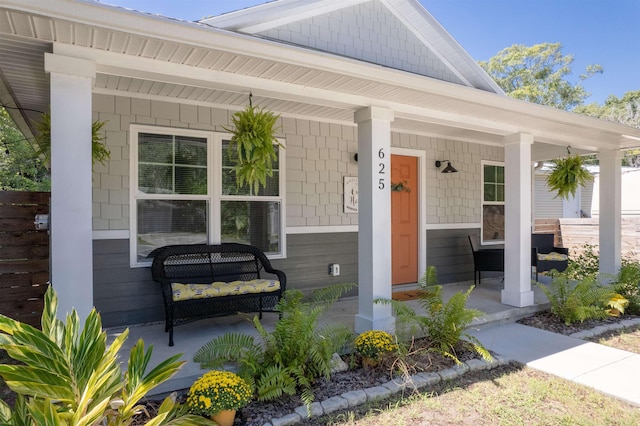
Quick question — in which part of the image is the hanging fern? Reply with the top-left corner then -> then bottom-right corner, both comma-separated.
224,101 -> 283,195
34,112 -> 110,169
546,154 -> 593,200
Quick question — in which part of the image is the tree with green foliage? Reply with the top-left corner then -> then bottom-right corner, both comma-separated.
575,91 -> 640,166
575,90 -> 640,129
479,42 -> 603,111
0,107 -> 50,191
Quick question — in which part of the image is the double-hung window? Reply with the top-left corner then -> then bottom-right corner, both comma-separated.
130,125 -> 285,266
481,161 -> 505,244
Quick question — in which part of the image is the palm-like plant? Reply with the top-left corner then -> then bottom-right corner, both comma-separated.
0,286 -> 213,425
193,283 -> 355,406
378,266 -> 491,363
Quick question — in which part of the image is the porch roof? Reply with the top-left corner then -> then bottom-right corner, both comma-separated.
1,0 -> 640,159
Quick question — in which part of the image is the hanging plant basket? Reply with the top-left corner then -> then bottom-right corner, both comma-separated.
546,150 -> 593,200
224,93 -> 283,195
34,112 -> 110,170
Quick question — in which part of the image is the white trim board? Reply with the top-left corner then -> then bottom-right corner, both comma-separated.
93,230 -> 130,240
92,224 -> 482,240
425,223 -> 481,230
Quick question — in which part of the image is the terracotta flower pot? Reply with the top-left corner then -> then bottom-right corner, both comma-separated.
362,356 -> 378,368
210,409 -> 236,426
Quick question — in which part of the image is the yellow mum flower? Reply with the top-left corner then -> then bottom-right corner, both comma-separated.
186,370 -> 253,416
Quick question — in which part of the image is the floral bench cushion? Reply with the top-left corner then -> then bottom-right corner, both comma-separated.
537,252 -> 568,262
171,279 -> 281,302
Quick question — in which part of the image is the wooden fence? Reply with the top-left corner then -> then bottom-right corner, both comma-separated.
0,191 -> 50,327
533,218 -> 563,247
534,217 -> 640,261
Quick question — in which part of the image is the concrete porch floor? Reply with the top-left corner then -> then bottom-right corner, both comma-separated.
105,276 -> 551,396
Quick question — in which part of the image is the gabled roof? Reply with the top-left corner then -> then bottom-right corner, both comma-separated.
201,0 -> 504,94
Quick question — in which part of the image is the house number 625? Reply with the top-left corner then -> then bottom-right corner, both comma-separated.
378,148 -> 385,190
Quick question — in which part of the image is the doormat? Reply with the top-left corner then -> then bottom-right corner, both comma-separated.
391,290 -> 424,301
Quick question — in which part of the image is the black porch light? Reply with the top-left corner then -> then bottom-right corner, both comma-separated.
435,160 -> 458,173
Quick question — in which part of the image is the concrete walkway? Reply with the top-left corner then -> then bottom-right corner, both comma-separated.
469,322 -> 640,406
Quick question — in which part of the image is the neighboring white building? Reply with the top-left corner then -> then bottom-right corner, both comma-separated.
535,165 -> 640,219
1,0 -> 639,330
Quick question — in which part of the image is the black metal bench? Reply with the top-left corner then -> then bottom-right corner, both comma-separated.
151,243 -> 286,346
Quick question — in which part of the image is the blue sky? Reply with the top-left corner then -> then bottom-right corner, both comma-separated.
99,0 -> 639,105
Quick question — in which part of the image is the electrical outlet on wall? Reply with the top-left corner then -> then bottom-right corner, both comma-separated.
329,263 -> 340,276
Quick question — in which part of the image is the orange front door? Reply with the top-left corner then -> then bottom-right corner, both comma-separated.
391,155 -> 418,285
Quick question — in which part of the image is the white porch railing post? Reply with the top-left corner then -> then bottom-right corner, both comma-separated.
598,149 -> 623,275
502,133 -> 535,307
45,53 -> 95,322
354,106 -> 395,333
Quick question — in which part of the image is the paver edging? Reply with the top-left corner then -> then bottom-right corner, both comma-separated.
569,317 -> 640,340
267,354 -> 512,425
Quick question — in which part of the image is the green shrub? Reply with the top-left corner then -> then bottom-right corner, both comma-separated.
613,261 -> 640,315
0,286 -> 213,426
565,243 -> 600,280
193,283 -> 355,406
538,271 -> 614,325
378,266 -> 490,363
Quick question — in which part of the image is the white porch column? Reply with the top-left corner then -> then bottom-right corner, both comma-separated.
45,53 -> 95,321
598,149 -> 623,275
354,106 -> 395,333
502,133 -> 535,307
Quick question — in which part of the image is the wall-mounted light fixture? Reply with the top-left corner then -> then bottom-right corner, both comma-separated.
435,160 -> 458,173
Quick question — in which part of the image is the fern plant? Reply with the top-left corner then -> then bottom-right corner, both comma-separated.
0,286 -> 213,426
224,97 -> 283,195
34,112 -> 111,169
378,266 -> 491,363
538,271 -> 614,325
193,283 -> 355,406
546,154 -> 593,200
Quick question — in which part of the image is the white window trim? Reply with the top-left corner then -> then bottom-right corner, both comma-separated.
129,125 -> 286,267
481,160 -> 505,246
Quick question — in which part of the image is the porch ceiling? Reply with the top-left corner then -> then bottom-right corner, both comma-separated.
1,0 -> 640,159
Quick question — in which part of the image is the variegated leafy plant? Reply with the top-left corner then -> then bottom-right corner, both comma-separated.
0,286 -> 214,426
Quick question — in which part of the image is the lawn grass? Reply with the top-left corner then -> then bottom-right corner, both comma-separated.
593,325 -> 640,354
303,325 -> 640,426
309,364 -> 640,426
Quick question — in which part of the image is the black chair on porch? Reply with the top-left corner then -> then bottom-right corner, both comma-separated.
468,234 -> 504,285
531,233 -> 569,280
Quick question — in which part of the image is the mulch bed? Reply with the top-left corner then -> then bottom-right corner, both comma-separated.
129,337 -> 478,425
517,311 -> 640,335
5,312 -> 638,424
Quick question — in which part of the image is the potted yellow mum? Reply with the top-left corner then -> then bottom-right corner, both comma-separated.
187,370 -> 253,426
354,330 -> 398,367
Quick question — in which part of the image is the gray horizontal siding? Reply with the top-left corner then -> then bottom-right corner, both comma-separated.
271,233 -> 358,297
93,233 -> 359,327
93,239 -> 165,327
426,228 -> 501,284
94,230 -> 489,327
